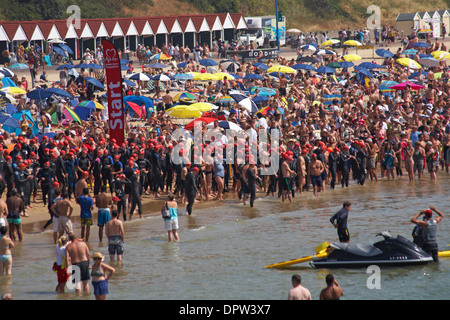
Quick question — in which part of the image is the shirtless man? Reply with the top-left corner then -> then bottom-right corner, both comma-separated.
288,274 -> 311,300
5,189 -> 24,242
162,90 -> 173,109
296,150 -> 307,193
281,156 -> 297,203
307,153 -> 325,197
51,191 -> 73,238
105,210 -> 125,262
65,233 -> 90,293
320,274 -> 344,300
366,138 -> 379,182
74,171 -> 89,199
95,185 -> 112,242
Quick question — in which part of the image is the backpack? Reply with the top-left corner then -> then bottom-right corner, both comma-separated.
161,202 -> 171,219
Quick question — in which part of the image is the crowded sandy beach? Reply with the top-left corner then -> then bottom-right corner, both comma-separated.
0,25 -> 449,301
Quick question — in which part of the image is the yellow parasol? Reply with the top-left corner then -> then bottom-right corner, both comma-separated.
165,105 -> 202,118
396,57 -> 421,69
192,73 -> 219,81
1,87 -> 26,95
321,39 -> 340,47
343,40 -> 362,46
340,54 -> 362,62
266,65 -> 296,74
214,72 -> 235,80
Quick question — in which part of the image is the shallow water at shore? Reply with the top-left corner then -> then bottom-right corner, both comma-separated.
2,173 -> 450,300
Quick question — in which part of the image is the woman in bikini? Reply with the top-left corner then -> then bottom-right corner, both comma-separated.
0,225 -> 14,276
91,252 -> 115,300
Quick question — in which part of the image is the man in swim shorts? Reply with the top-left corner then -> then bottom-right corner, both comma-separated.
65,233 -> 91,293
105,210 -> 125,261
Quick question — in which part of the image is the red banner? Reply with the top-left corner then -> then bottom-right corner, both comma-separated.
102,40 -> 125,146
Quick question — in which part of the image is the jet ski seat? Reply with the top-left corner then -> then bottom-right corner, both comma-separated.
331,242 -> 383,257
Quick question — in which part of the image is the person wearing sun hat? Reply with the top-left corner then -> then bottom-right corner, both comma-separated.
91,251 -> 115,300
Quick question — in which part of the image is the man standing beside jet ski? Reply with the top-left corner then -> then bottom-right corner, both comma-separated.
410,206 -> 444,262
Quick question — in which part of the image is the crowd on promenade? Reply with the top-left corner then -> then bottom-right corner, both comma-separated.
0,27 -> 449,298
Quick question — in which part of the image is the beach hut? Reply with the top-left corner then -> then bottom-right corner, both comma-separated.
438,10 -> 450,36
395,12 -> 420,36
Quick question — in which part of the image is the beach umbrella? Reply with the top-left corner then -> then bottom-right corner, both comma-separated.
150,53 -> 172,60
229,92 -> 258,113
437,53 -> 450,61
123,79 -> 137,87
252,62 -> 269,70
389,81 -> 425,91
321,39 -> 340,47
315,66 -> 335,74
8,63 -> 28,70
173,92 -> 198,102
339,61 -> 354,68
344,40 -> 362,46
166,105 -> 202,118
189,102 -> 217,112
2,116 -> 20,128
220,60 -> 240,72
199,59 -> 218,67
63,106 -> 82,123
56,63 -> 74,70
124,101 -> 145,118
68,69 -> 79,78
396,58 -> 421,69
1,87 -> 26,95
375,49 -> 394,58
244,73 -> 264,80
173,73 -> 194,80
53,47 -> 67,57
300,44 -> 318,51
252,95 -> 270,103
419,57 -> 439,68
4,103 -> 17,114
358,62 -> 382,69
402,49 -> 418,56
412,42 -> 431,48
354,66 -> 372,78
146,63 -> 169,69
214,73 -> 235,80
431,50 -> 447,57
46,87 -> 73,99
86,63 -> 103,69
193,73 -> 218,81
250,87 -> 277,96
292,63 -> 315,70
152,74 -> 172,81
216,95 -> 234,104
127,73 -> 152,81
297,56 -> 318,64
77,100 -> 104,110
326,62 -> 342,69
258,106 -> 284,116
27,88 -> 53,100
0,67 -> 14,77
287,28 -> 302,33
315,49 -> 336,56
177,62 -> 188,68
408,71 -> 428,79
2,110 -> 38,135
123,95 -> 154,116
184,117 -> 218,130
266,65 -> 296,74
74,101 -> 102,120
83,77 -> 105,90
58,43 -> 74,54
206,120 -> 242,132
73,63 -> 91,69
269,72 -> 290,79
341,54 -> 362,62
